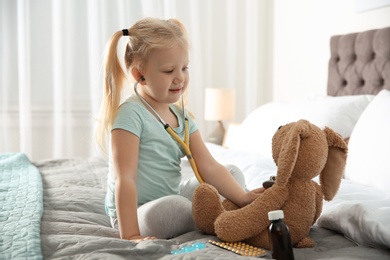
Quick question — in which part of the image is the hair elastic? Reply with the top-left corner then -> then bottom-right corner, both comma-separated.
122,29 -> 129,36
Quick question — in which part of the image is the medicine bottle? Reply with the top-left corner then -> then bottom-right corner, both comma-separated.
268,210 -> 295,260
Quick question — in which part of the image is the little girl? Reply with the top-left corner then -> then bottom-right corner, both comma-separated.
97,17 -> 264,242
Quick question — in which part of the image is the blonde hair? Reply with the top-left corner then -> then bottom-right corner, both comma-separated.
96,18 -> 190,155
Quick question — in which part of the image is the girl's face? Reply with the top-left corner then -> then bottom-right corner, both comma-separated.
139,45 -> 189,109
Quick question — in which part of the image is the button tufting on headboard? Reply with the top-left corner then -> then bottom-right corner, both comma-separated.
327,27 -> 390,96
379,78 -> 385,86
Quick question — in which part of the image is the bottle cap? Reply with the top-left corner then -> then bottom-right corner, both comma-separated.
268,210 -> 284,221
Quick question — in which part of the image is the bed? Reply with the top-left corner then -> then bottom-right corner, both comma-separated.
1,26 -> 390,259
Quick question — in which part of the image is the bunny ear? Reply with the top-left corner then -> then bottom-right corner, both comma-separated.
274,120 -> 309,187
320,127 -> 348,201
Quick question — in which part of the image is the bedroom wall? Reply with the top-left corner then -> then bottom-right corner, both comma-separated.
272,0 -> 390,102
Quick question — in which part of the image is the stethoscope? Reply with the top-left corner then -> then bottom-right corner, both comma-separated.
133,81 -> 205,184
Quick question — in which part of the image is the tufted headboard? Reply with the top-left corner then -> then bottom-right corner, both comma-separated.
327,27 -> 390,96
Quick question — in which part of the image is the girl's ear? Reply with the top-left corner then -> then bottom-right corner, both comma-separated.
131,67 -> 144,84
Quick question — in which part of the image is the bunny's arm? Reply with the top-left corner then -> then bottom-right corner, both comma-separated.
214,185 -> 289,242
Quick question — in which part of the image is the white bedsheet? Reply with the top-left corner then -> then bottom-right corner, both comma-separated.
317,179 -> 390,249
203,143 -> 277,191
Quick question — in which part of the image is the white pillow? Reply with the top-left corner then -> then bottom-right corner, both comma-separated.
344,89 -> 390,192
229,95 -> 374,157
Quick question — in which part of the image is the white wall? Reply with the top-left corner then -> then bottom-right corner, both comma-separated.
273,0 -> 390,102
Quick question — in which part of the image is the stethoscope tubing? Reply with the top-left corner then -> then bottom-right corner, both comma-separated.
133,82 -> 205,184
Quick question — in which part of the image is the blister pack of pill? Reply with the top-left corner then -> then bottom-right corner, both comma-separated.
208,240 -> 267,257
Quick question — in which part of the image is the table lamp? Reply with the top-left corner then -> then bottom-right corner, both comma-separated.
204,88 -> 235,145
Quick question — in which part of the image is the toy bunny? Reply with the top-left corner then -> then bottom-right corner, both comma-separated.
192,119 -> 348,249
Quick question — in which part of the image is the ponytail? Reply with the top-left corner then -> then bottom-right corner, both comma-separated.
96,30 -> 127,156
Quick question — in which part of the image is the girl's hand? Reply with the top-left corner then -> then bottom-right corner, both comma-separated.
128,235 -> 157,243
240,187 -> 265,207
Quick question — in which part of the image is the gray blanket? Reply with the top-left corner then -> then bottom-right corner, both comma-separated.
34,157 -> 390,259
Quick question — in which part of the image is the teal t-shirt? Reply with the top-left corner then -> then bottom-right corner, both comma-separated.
105,94 -> 198,217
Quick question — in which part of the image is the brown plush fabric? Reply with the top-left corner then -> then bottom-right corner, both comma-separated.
320,127 -> 348,201
192,120 -> 348,250
327,27 -> 390,96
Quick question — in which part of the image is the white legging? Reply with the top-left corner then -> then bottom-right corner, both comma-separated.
110,164 -> 246,239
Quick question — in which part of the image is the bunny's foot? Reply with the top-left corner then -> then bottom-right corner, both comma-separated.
192,183 -> 225,235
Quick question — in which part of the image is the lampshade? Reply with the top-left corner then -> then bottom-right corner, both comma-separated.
204,88 -> 235,121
